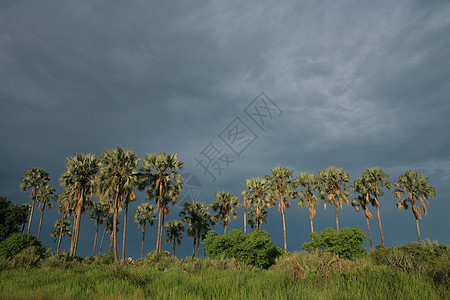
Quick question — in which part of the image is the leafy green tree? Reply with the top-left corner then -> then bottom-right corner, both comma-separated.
318,167 -> 351,231
36,184 -> 56,240
139,152 -> 184,253
97,146 -> 139,263
0,196 -> 29,241
301,227 -> 367,260
50,219 -> 71,254
165,220 -> 185,256
296,172 -> 321,234
134,203 -> 157,259
211,191 -> 241,234
393,170 -> 438,243
20,168 -> 50,234
89,201 -> 109,256
265,165 -> 296,251
0,233 -> 47,260
180,201 -> 214,258
241,178 -> 271,231
204,229 -> 283,269
60,154 -> 99,257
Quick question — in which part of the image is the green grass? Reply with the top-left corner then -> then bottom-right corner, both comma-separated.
0,263 -> 446,299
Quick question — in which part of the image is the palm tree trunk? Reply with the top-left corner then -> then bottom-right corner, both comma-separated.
156,205 -> 162,253
192,236 -> 196,258
224,223 -> 227,234
309,210 -> 314,234
366,216 -> 373,251
173,240 -> 176,256
196,234 -> 200,258
27,198 -> 36,234
57,225 -> 63,254
99,224 -> 107,255
334,205 -> 340,231
415,217 -> 422,243
281,209 -> 287,252
243,206 -> 247,236
70,194 -> 83,257
37,207 -> 45,239
109,231 -> 113,253
121,203 -> 129,262
376,205 -> 385,247
141,224 -> 146,259
93,222 -> 99,257
112,188 -> 119,263
158,210 -> 166,253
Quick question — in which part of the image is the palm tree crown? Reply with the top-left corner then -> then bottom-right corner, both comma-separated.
211,191 -> 240,234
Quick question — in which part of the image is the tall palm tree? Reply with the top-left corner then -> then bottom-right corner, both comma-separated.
393,170 -> 437,243
180,201 -> 214,258
265,165 -> 296,251
99,213 -> 115,255
211,191 -> 241,234
50,219 -> 71,254
296,172 -> 321,234
134,203 -> 157,259
241,178 -> 271,231
97,146 -> 139,263
351,180 -> 375,251
37,184 -> 56,239
89,201 -> 109,256
318,167 -> 351,231
139,152 -> 184,253
165,220 -> 185,256
60,154 -> 99,257
361,167 -> 391,247
20,168 -> 50,234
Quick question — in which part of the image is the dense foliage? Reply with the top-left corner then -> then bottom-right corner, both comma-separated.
0,233 -> 47,260
301,227 -> 367,259
204,229 -> 283,268
0,196 -> 28,241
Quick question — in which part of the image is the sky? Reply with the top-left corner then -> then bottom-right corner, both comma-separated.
1,0 -> 449,259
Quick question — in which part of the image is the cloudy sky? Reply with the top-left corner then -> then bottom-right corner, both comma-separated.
1,0 -> 449,258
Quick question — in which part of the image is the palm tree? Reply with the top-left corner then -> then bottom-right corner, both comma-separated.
351,179 -> 375,251
241,178 -> 271,231
265,165 -> 296,251
361,167 -> 391,247
296,172 -> 321,234
134,203 -> 157,259
165,220 -> 185,256
60,154 -> 99,257
36,184 -> 56,239
89,201 -> 109,256
99,213 -> 115,255
393,170 -> 437,243
20,168 -> 50,234
50,219 -> 71,254
211,191 -> 241,234
318,167 -> 351,231
139,152 -> 184,253
97,146 -> 139,263
180,201 -> 214,258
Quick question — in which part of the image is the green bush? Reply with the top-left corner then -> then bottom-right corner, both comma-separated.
0,233 -> 47,260
301,227 -> 367,260
204,229 -> 283,269
10,246 -> 44,268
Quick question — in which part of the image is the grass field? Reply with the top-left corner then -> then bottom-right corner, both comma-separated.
0,244 -> 448,300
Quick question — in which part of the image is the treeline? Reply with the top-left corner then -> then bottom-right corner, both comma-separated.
6,146 -> 438,263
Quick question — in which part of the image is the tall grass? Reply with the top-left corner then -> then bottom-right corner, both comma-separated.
0,263 -> 446,299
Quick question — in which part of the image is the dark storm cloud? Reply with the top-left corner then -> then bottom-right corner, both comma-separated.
1,0 -> 449,257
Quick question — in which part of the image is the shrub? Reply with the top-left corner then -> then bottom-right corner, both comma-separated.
40,253 -> 82,269
0,233 -> 47,260
10,246 -> 44,268
371,241 -> 449,286
204,229 -> 283,269
301,227 -> 367,260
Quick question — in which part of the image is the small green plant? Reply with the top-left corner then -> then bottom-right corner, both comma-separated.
301,227 -> 367,260
10,246 -> 45,268
0,233 -> 47,260
204,229 -> 283,269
